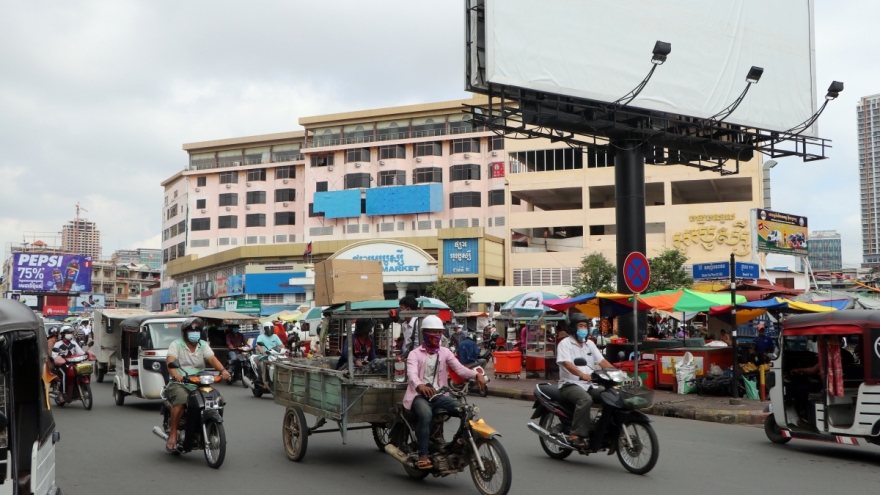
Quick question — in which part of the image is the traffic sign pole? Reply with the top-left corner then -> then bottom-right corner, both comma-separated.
633,293 -> 639,385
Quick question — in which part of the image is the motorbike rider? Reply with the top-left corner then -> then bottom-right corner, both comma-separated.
457,330 -> 484,368
336,318 -> 377,370
225,326 -> 248,376
165,317 -> 230,453
449,322 -> 466,349
256,321 -> 284,389
51,325 -> 86,405
556,311 -> 614,450
404,315 -> 486,470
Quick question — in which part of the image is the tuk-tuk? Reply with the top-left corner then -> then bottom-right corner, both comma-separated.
112,315 -> 186,406
765,310 -> 880,448
91,308 -> 149,383
190,310 -> 259,369
0,299 -> 62,495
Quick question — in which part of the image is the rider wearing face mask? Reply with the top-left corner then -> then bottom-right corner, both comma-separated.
256,322 -> 284,389
556,312 -> 614,450
165,317 -> 230,453
51,325 -> 86,404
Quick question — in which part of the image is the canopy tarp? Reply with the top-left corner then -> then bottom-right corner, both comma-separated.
259,310 -> 302,324
794,290 -> 880,310
325,299 -> 449,312
543,293 -> 633,318
709,297 -> 836,325
500,291 -> 560,318
191,309 -> 259,324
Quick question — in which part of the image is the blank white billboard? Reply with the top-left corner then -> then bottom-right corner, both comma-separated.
485,0 -> 818,136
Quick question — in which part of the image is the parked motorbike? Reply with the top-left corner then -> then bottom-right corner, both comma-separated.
242,346 -> 288,397
50,353 -> 95,410
226,345 -> 251,386
152,361 -> 226,468
384,386 -> 512,495
527,358 -> 659,474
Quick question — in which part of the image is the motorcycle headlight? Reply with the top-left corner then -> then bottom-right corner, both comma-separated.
151,362 -> 161,371
605,369 -> 628,382
199,375 -> 215,385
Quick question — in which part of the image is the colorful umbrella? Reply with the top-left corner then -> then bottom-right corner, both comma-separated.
500,291 -> 560,318
636,289 -> 747,313
543,293 -> 633,318
709,297 -> 836,324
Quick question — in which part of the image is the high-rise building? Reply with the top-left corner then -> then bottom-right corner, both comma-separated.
803,230 -> 842,271
859,94 -> 880,265
61,218 -> 101,259
112,248 -> 162,270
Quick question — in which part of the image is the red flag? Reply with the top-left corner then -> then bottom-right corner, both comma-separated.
303,241 -> 312,260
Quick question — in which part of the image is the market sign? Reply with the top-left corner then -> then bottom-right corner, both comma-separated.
225,299 -> 261,314
11,253 -> 93,292
755,208 -> 808,256
178,282 -> 194,315
334,242 -> 437,277
443,239 -> 479,275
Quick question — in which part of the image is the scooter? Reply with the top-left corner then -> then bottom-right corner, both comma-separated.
152,361 -> 226,468
226,345 -> 251,386
50,351 -> 96,410
527,358 -> 659,474
242,346 -> 288,398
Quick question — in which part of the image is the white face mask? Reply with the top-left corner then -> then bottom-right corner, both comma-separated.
63,333 -> 72,341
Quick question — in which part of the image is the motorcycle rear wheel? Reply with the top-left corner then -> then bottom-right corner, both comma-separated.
252,387 -> 264,398
371,423 -> 391,451
538,413 -> 572,460
203,421 -> 226,469
470,437 -> 512,495
81,383 -> 93,410
616,422 -> 659,475
403,463 -> 430,479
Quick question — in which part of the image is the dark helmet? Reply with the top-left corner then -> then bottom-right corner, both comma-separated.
569,312 -> 590,328
355,318 -> 376,335
182,317 -> 205,335
48,326 -> 60,338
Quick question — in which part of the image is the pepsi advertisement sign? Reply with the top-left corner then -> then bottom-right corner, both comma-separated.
11,253 -> 93,293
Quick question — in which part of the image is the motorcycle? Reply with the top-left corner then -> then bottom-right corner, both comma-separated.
152,361 -> 226,469
226,345 -> 252,386
527,358 -> 659,474
242,345 -> 287,397
384,386 -> 512,495
450,361 -> 490,398
49,352 -> 95,410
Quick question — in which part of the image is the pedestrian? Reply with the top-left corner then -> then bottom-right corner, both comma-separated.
753,323 -> 775,364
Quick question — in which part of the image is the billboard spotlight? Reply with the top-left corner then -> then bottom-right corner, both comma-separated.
651,41 -> 671,65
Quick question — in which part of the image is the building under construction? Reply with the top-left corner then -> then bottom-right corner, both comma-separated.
61,218 -> 101,259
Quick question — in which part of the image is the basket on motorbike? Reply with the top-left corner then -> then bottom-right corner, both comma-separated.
618,387 -> 654,411
74,361 -> 94,376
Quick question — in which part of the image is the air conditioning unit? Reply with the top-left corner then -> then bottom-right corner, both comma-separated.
226,184 -> 232,189
355,162 -> 362,168
379,160 -> 385,166
246,205 -> 251,210
328,165 -> 335,171
282,179 -> 289,184
492,151 -> 499,156
282,202 -> 289,207
246,182 -> 252,187
416,157 -> 423,163
200,209 -> 206,213
232,161 -> 241,166
464,153 -> 471,158
194,187 -> 200,192
465,180 -> 472,185
225,206 -> 231,211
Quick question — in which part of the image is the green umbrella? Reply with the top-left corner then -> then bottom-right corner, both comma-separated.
635,289 -> 746,312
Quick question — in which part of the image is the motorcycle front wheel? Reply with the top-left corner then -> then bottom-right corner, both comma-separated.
538,413 -> 572,460
81,382 -> 93,410
203,421 -> 226,469
616,422 -> 659,475
469,437 -> 512,495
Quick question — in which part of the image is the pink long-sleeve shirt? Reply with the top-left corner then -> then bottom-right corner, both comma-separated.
403,345 -> 478,409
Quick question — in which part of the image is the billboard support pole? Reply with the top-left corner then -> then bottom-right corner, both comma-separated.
614,139 -> 646,340
730,251 -> 741,404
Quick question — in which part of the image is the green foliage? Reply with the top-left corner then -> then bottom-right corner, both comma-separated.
568,252 -> 617,297
646,248 -> 693,292
427,277 -> 469,313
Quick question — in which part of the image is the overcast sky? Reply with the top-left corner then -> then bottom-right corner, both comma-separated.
1,1 -> 877,270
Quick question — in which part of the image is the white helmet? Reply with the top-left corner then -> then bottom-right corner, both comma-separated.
262,322 -> 274,335
421,315 -> 444,330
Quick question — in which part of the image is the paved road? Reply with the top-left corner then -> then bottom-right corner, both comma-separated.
55,378 -> 880,494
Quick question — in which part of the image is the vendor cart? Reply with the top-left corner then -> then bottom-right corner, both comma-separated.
273,302 -> 441,461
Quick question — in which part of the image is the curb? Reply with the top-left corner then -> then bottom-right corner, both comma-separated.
487,386 -> 768,425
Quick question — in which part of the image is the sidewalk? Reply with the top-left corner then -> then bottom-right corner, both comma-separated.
482,362 -> 769,426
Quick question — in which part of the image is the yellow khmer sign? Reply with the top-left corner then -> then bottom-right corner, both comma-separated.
672,220 -> 750,257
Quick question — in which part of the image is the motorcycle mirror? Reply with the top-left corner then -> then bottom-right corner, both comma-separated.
168,361 -> 180,370
573,357 -> 588,366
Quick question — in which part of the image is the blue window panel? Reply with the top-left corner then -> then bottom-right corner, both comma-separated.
244,272 -> 307,295
314,190 -> 362,218
365,183 -> 444,216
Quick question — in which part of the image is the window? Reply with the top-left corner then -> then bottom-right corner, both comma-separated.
412,117 -> 445,138
311,155 -> 334,167
309,203 -> 324,217
163,228 -> 169,240
275,188 -> 296,202
190,152 -> 215,170
247,168 -> 266,181
275,212 -> 296,225
377,121 -> 409,141
246,214 -> 266,227
272,144 -> 302,162
219,193 -> 238,206
170,223 -> 178,237
451,138 -> 480,154
344,173 -> 371,189
512,195 -> 522,205
166,204 -> 178,219
218,215 -> 238,229
217,150 -> 241,167
489,135 -> 504,151
344,124 -> 374,144
488,189 -> 505,206
246,191 -> 266,204
345,148 -> 370,163
244,146 -> 270,165
449,116 -> 474,134
220,171 -> 238,184
413,167 -> 442,184
450,191 -> 481,208
379,145 -> 406,160
178,219 -> 186,234
196,176 -> 207,187
196,199 -> 206,209
315,181 -> 328,192
191,218 -> 211,231
450,164 -> 481,181
275,166 -> 295,179
378,170 -> 406,186
177,242 -> 185,257
415,141 -> 442,157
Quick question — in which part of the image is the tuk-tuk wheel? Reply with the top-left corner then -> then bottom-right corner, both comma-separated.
764,414 -> 790,444
96,367 -> 106,383
113,383 -> 125,406
282,406 -> 308,462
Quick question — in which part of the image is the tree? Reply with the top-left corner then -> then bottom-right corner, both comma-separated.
646,248 -> 693,293
427,277 -> 469,313
568,252 -> 616,297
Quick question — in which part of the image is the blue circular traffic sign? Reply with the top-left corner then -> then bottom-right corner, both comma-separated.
623,252 -> 650,293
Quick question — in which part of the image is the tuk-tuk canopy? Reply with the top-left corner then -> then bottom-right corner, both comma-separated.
0,299 -> 42,334
119,314 -> 180,332
191,309 -> 260,325
782,310 -> 880,336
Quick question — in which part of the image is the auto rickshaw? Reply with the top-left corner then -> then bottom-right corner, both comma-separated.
0,299 -> 62,494
91,308 -> 149,383
765,310 -> 880,448
112,315 -> 186,406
